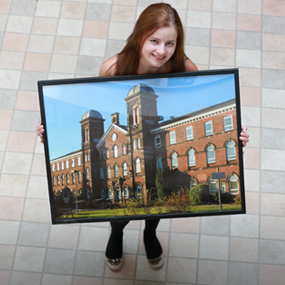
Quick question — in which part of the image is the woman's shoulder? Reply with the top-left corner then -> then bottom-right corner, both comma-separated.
184,57 -> 198,72
99,55 -> 117,77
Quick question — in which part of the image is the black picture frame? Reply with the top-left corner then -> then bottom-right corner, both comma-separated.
38,68 -> 246,225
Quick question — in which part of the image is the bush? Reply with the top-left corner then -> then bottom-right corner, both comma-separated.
234,195 -> 241,204
189,184 -> 208,205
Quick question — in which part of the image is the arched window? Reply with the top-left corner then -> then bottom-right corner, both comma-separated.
133,139 -> 136,150
156,156 -> 163,170
123,162 -> 128,176
137,138 -> 141,149
135,158 -> 141,173
108,187 -> 113,198
114,164 -> 119,177
53,176 -> 56,186
113,145 -> 118,158
206,145 -> 215,164
107,165 -> 111,178
85,128 -> 89,142
67,173 -> 70,184
101,189 -> 105,199
122,144 -> 126,155
136,107 -> 140,124
72,172 -> 76,184
124,185 -> 129,199
190,178 -> 197,189
229,174 -> 239,194
226,141 -> 236,161
57,175 -> 60,185
100,167 -> 104,179
136,184 -> 142,199
62,174 -> 65,185
86,168 -> 90,180
79,171 -> 82,182
171,152 -> 178,169
188,149 -> 196,167
209,178 -> 218,195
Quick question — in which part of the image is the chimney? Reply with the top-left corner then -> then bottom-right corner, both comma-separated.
111,112 -> 120,125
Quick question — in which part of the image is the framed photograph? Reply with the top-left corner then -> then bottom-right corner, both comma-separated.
38,69 -> 246,225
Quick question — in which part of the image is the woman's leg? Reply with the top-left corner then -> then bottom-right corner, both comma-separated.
144,218 -> 163,268
105,220 -> 129,259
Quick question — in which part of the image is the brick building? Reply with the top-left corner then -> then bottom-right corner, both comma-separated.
50,83 -> 240,206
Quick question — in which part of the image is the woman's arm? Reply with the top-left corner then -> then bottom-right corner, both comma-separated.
99,55 -> 117,77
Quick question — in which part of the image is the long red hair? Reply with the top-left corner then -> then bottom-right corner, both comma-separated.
115,3 -> 196,75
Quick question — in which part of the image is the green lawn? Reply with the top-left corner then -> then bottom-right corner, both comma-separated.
71,203 -> 242,219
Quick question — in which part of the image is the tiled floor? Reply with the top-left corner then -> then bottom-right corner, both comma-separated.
0,0 -> 284,284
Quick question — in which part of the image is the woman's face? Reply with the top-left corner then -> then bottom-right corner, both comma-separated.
140,27 -> 178,70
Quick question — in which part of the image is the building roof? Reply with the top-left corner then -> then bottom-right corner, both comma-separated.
82,110 -> 103,120
127,83 -> 155,97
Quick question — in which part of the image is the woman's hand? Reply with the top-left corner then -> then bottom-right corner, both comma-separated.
36,121 -> 44,144
239,126 -> 249,147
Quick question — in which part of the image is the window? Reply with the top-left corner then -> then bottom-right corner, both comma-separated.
171,152 -> 178,169
66,160 -> 69,169
206,145 -> 215,164
155,135 -> 161,148
100,152 -> 102,160
57,163 -> 60,171
114,164 -> 119,177
124,185 -> 129,199
103,152 -> 105,160
86,168 -> 90,180
186,126 -> 193,140
53,176 -> 56,186
229,174 -> 239,194
62,174 -> 65,184
122,144 -> 126,155
100,167 -> 104,179
67,173 -> 70,184
73,172 -> 77,184
137,138 -> 141,149
52,164 -> 55,172
113,145 -> 118,158
205,121 -> 213,136
61,162 -> 64,170
88,153 -> 90,161
221,182 -> 226,193
224,115 -> 233,131
79,171 -> 82,182
226,141 -> 236,161
135,158 -> 141,173
72,159 -> 75,167
136,184 -> 142,199
107,166 -> 111,178
85,154 -> 87,162
101,189 -> 105,199
156,156 -> 163,170
106,149 -> 109,159
209,178 -> 218,195
123,162 -> 128,176
188,149 -> 196,167
169,130 -> 176,145
190,178 -> 197,189
108,187 -> 113,198
133,139 -> 136,150
57,175 -> 60,185
78,157 -> 81,166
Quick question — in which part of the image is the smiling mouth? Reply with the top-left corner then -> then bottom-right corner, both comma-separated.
152,54 -> 166,61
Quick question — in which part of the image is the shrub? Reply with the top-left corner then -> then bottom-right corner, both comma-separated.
189,184 -> 208,205
234,195 -> 241,204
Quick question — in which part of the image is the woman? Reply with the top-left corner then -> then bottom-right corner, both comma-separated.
37,3 -> 249,272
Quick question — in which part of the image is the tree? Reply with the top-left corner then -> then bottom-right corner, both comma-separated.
155,168 -> 165,203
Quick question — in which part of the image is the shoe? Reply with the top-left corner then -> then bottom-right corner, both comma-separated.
147,252 -> 164,269
105,256 -> 124,271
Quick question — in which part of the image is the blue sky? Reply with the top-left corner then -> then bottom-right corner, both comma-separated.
42,74 -> 236,160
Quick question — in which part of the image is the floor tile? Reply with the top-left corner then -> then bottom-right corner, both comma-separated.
42,274 -> 72,285
77,56 -> 104,76
123,229 -> 139,254
261,216 -> 285,240
212,12 -> 236,30
0,0 -> 11,14
261,193 -> 285,216
245,192 -> 259,215
0,109 -> 13,130
260,170 -> 285,193
230,214 -> 259,238
263,0 -> 285,17
213,0 -> 236,13
10,272 -> 41,285
83,21 -> 108,38
238,0 -> 261,14
35,1 -> 61,18
230,237 -> 259,262
13,246 -> 45,272
11,110 -> 40,132
48,224 -> 80,249
259,264 -> 285,285
19,71 -> 48,91
0,220 -> 20,245
241,106 -> 261,127
185,45 -> 209,65
0,270 -> 10,285
236,31 -> 261,50
261,128 -> 285,150
111,5 -> 136,22
26,175 -> 49,199
23,53 -> 51,72
114,0 -> 138,5
108,22 -> 134,40
50,54 -> 78,73
210,47 -> 235,66
18,222 -> 50,247
31,17 -> 58,35
0,173 -> 28,197
228,262 -> 258,285
166,257 -> 197,283
1,33 -> 29,51
0,130 -> 9,150
6,15 -> 33,33
44,248 -> 76,275
22,198 -> 51,223
262,51 -> 285,70
0,51 -> 25,70
262,70 -> 285,89
236,49 -> 261,68
261,149 -> 285,171
170,217 -> 200,233
57,19 -> 83,36
259,239 -> 285,265
239,68 -> 261,87
7,131 -> 36,152
0,245 -> 15,270
197,259 -> 227,285
185,27 -> 211,46
187,0 -> 212,11
240,87 -> 261,106
237,14 -> 261,31
0,197 -> 24,220
262,16 -> 285,34
54,36 -> 81,55
200,215 -> 230,236
10,0 -> 37,16
262,33 -> 285,51
0,70 -> 21,89
2,152 -> 33,174
211,30 -> 236,48
79,38 -> 106,57
85,3 -> 111,21
30,153 -> 47,176
186,11 -> 211,28
0,90 -> 17,109
73,276 -> 103,285
60,2 -> 86,19
15,91 -> 39,111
